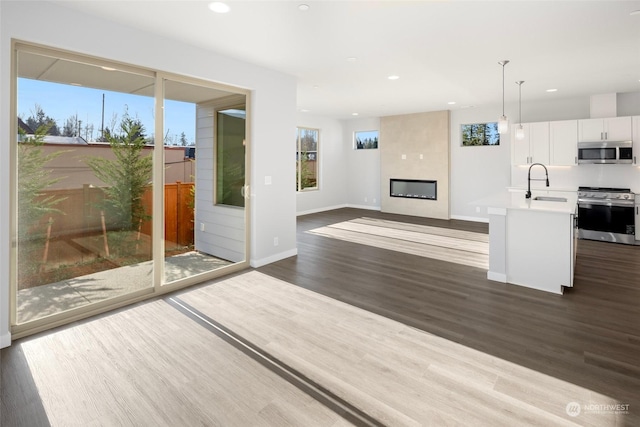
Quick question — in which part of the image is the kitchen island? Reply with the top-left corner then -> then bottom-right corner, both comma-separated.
474,189 -> 578,295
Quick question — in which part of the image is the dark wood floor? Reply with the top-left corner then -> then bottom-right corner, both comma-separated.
258,208 -> 640,425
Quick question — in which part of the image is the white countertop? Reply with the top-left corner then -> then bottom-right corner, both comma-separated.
472,188 -> 578,214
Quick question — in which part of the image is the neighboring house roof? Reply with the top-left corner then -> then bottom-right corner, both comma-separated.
36,135 -> 89,145
18,118 -> 34,134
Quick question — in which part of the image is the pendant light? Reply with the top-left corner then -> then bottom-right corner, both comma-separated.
515,81 -> 525,140
498,60 -> 509,134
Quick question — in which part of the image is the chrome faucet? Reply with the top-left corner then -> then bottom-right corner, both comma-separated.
526,163 -> 549,199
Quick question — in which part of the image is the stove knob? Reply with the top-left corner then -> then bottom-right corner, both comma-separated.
624,194 -> 630,199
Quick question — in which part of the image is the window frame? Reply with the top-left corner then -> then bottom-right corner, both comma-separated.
9,39 -> 252,340
295,126 -> 319,192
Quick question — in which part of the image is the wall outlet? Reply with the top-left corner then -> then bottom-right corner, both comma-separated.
200,222 -> 205,231
273,237 -> 279,246
401,154 -> 407,160
364,197 -> 368,202
373,198 -> 377,203
419,154 -> 423,159
475,206 -> 481,213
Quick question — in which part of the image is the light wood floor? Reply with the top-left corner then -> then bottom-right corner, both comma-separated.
1,297 -> 355,427
3,208 -> 640,426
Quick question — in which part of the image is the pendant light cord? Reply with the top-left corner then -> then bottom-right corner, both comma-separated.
518,82 -> 521,124
516,81 -> 524,125
502,64 -> 505,116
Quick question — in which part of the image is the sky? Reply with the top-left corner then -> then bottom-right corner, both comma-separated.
18,78 -> 196,144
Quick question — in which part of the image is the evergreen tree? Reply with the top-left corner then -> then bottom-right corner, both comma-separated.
86,115 -> 152,238
17,124 -> 67,242
25,104 -> 60,136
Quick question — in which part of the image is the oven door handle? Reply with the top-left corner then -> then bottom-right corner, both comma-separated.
578,200 -> 635,208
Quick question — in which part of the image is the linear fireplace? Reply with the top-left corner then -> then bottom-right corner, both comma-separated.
390,179 -> 437,200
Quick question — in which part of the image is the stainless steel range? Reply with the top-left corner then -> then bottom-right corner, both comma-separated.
577,187 -> 636,245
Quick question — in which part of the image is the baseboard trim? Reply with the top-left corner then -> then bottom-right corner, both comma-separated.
450,214 -> 489,223
1,332 -> 12,349
487,271 -> 507,283
297,204 -> 348,217
251,248 -> 298,268
345,204 -> 381,211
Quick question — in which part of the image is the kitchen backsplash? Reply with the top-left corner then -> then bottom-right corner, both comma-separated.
511,164 -> 640,193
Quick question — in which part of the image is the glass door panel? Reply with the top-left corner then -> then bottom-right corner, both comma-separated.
15,48 -> 155,324
162,80 -> 247,284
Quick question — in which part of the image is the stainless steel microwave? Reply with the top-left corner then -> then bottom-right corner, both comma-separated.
577,140 -> 633,164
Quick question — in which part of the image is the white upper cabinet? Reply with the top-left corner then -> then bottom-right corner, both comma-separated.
511,123 -> 530,165
578,117 -> 632,142
529,122 -> 550,164
550,120 -> 578,166
511,122 -> 549,165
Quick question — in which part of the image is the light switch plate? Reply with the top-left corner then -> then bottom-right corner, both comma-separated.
264,176 -> 272,185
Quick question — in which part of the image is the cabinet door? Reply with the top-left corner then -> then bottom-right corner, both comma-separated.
636,202 -> 640,241
605,116 -> 632,141
529,122 -> 550,164
550,120 -> 578,165
511,123 -> 531,165
578,118 -> 604,142
633,116 -> 640,165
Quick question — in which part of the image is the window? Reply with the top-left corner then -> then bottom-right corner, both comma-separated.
296,127 -> 319,191
216,107 -> 246,207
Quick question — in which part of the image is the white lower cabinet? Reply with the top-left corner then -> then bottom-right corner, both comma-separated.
633,116 -> 640,165
636,200 -> 640,241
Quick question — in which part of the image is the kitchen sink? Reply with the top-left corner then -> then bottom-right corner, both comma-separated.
533,196 -> 567,202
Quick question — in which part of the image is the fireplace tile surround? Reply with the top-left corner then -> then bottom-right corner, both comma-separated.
380,110 -> 450,219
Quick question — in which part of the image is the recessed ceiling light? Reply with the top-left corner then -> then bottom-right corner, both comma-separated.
313,85 -> 320,89
448,101 -> 456,105
300,109 -> 310,112
298,4 -> 310,11
352,113 -> 359,116
347,57 -> 357,62
101,66 -> 116,71
208,2 -> 230,13
546,88 -> 558,92
70,83 -> 82,86
388,75 -> 400,80
630,10 -> 640,15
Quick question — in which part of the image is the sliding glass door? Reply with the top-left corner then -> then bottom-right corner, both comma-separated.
14,46 -> 156,325
162,80 -> 247,285
11,42 -> 249,336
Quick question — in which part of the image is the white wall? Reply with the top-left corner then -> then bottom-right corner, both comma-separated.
0,0 -> 6,349
344,118 -> 381,210
617,92 -> 640,117
296,113 -> 349,215
450,106 -> 512,222
0,1 -> 297,346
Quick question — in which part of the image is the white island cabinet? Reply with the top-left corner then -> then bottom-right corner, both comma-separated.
476,190 -> 578,295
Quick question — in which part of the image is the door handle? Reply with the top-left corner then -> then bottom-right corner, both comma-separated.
241,184 -> 250,199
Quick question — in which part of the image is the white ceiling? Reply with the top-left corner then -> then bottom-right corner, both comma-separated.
54,0 -> 640,119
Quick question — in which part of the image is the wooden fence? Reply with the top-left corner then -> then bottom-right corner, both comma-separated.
33,182 -> 195,247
